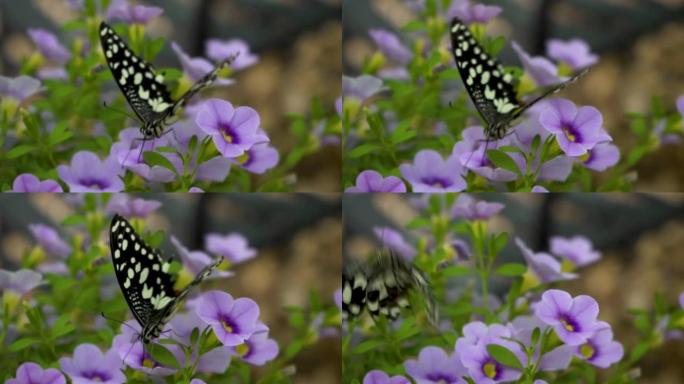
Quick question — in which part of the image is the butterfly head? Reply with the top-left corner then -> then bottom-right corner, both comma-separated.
142,120 -> 163,138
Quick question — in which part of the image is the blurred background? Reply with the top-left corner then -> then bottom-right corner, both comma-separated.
0,193 -> 341,382
343,0 -> 684,191
0,0 -> 342,191
344,193 -> 684,383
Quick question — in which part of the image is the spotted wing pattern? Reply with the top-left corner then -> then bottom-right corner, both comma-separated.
342,251 -> 437,324
449,18 -> 589,139
109,214 -> 220,342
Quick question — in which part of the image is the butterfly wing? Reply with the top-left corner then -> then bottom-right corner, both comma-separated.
99,22 -> 175,125
450,18 -> 521,130
109,214 -> 177,328
342,260 -> 368,320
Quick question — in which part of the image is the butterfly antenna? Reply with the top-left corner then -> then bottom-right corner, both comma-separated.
137,136 -> 147,163
100,312 -> 138,333
102,101 -> 138,121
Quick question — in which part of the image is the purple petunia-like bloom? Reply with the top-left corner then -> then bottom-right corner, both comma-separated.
342,75 -> 384,103
7,362 -> 65,384
511,42 -> 561,87
171,42 -> 233,85
112,321 -> 181,376
516,238 -> 577,283
373,226 -> 417,261
550,235 -> 601,267
400,150 -> 466,192
206,38 -> 259,70
27,29 -> 70,63
109,128 -> 176,183
196,290 -> 261,346
107,0 -> 163,24
195,99 -> 268,158
231,326 -> 279,366
369,29 -> 413,65
11,173 -> 62,192
0,269 -> 44,295
447,0 -> 502,24
346,170 -> 406,193
28,224 -> 71,259
0,75 -> 42,102
106,194 -> 161,218
574,322 -> 624,368
535,289 -> 604,346
452,126 -> 518,182
171,236 -> 233,278
363,369 -> 410,384
404,346 -> 467,384
205,232 -> 256,265
539,98 -> 603,157
451,194 -> 504,221
59,343 -> 126,384
583,142 -> 620,171
546,39 -> 598,70
235,141 -> 279,174
57,151 -> 124,192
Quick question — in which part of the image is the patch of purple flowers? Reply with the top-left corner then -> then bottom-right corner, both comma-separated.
11,173 -> 62,192
57,151 -> 124,192
7,362 -> 65,384
400,150 -> 466,192
346,170 -> 406,193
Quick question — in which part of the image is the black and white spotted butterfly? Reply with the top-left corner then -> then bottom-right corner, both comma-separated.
342,251 -> 437,324
449,18 -> 589,140
99,22 -> 237,139
109,214 -> 222,344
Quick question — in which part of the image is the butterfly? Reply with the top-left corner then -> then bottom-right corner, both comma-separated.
449,18 -> 589,140
342,251 -> 437,324
109,214 -> 222,344
99,21 -> 237,139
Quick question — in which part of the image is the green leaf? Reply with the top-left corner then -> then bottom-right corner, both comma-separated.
51,314 -> 75,339
491,232 -> 509,256
389,122 -> 416,145
9,337 -> 39,352
143,151 -> 177,175
487,344 -> 523,369
147,343 -> 179,369
495,263 -> 526,277
6,144 -> 36,159
486,149 -> 520,175
442,265 -> 470,277
352,339 -> 385,354
348,143 -> 381,158
48,122 -> 74,146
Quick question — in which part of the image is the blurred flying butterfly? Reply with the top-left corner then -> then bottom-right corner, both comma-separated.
99,22 -> 237,139
449,18 -> 589,140
109,214 -> 222,343
342,251 -> 437,325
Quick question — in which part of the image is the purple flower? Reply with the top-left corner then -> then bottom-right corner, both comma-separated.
189,187 -> 204,193
170,236 -> 233,279
369,29 -> 412,65
27,29 -> 70,63
0,75 -> 41,102
515,238 -> 577,283
195,346 -> 233,374
205,233 -> 256,264
195,99 -> 268,158
191,380 -> 206,384
57,151 -> 124,192
171,42 -> 233,85
574,323 -> 623,368
346,170 -> 406,192
59,343 -> 126,384
532,185 -> 549,192
334,288 -> 342,310
231,327 -> 279,366
400,150 -> 466,192
447,0 -> 502,24
0,269 -> 44,295
451,194 -> 504,221
452,126 -> 518,182
677,96 -> 684,117
451,239 -> 471,261
106,194 -> 161,218
373,227 -> 417,261
511,42 -> 560,87
168,310 -> 203,345
455,322 -> 524,383
112,321 -> 181,375
342,75 -> 384,102
109,128 -> 176,183
196,291 -> 261,346
38,67 -> 68,80
11,174 -> 62,192
535,289 -> 603,346
583,142 -> 619,171
539,98 -> 603,156
550,236 -> 600,267
680,292 -> 684,309
546,39 -> 598,70
7,362 -> 65,384
235,142 -> 279,174
363,369 -> 410,384
28,224 -> 71,259
404,346 -> 466,384
107,0 -> 164,24
206,38 -> 258,70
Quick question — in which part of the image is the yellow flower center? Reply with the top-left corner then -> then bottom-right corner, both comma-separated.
235,343 -> 250,357
236,152 -> 250,165
483,362 -> 498,378
142,358 -> 155,368
562,125 -> 576,142
561,318 -> 575,332
580,343 -> 595,359
222,320 -> 233,333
